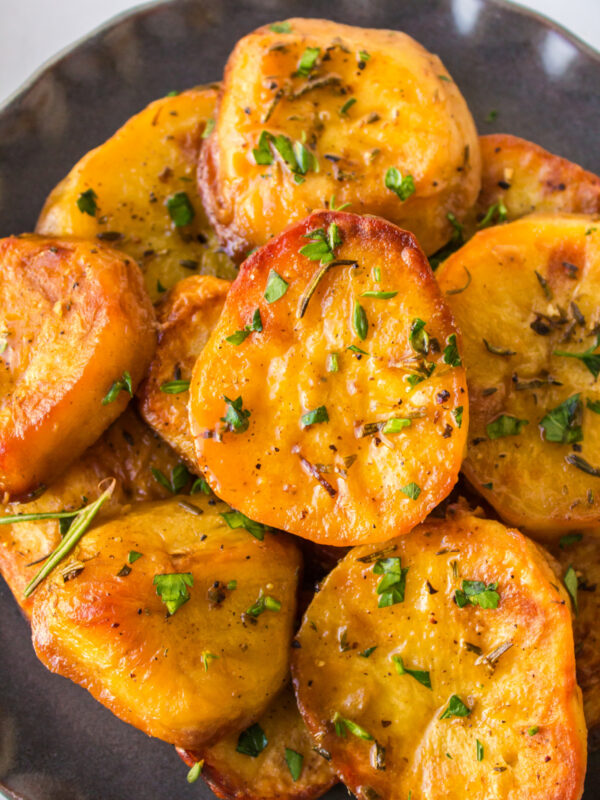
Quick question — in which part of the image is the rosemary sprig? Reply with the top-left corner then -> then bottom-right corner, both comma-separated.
23,479 -> 116,598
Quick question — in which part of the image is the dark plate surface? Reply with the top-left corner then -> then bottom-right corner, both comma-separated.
0,0 -> 598,798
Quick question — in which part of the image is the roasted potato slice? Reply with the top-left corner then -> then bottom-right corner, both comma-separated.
476,134 -> 600,224
200,18 -> 481,260
0,235 -> 155,499
137,275 -> 230,466
190,211 -> 468,546
31,497 -> 302,749
292,510 -> 586,800
36,87 -> 236,301
178,684 -> 337,800
0,407 -> 190,616
550,532 -> 600,744
437,214 -> 600,536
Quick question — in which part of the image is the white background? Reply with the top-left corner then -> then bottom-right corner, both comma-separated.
0,0 -> 599,105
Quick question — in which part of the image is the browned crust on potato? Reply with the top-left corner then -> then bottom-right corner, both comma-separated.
190,210 -> 468,546
137,275 -> 230,468
0,235 -> 156,499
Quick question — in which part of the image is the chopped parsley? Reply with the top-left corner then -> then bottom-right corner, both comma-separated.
297,46 -> 320,76
540,394 -> 582,444
476,739 -> 484,761
353,302 -> 368,340
400,482 -> 421,500
327,353 -> 339,373
554,335 -> 600,379
221,510 -> 267,540
269,21 -> 292,33
359,646 -> 377,658
236,723 -> 268,757
301,405 -> 329,427
201,651 -> 219,671
160,379 -> 190,394
300,223 -> 342,264
358,50 -> 371,63
102,371 -> 133,405
587,398 -> 600,414
253,130 -> 274,165
393,655 -> 431,689
361,290 -> 398,299
429,212 -> 465,270
285,749 -> 304,781
153,572 -> 193,615
76,188 -> 98,216
455,580 -> 500,609
221,395 -> 251,433
560,533 -> 583,548
332,713 -> 373,740
264,269 -> 289,303
439,695 -> 471,720
151,463 -> 193,494
166,192 -> 195,226
128,550 -> 142,564
246,592 -> 281,617
201,118 -> 215,138
443,334 -> 462,367
191,476 -> 211,495
409,318 -> 429,355
347,344 -> 369,356
453,406 -> 464,428
478,199 -> 507,228
373,557 -> 408,607
528,726 -> 539,736
485,109 -> 498,123
385,167 -> 416,201
253,131 -> 317,179
486,414 -> 529,440
186,760 -> 204,783
382,418 -> 411,434
564,565 -> 578,613
226,308 -> 263,345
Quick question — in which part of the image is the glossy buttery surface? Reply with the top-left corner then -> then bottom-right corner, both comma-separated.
36,88 -> 236,301
437,215 -> 600,536
201,17 -> 480,260
31,497 -> 302,750
0,235 -> 155,498
190,210 -> 468,545
292,511 -> 586,800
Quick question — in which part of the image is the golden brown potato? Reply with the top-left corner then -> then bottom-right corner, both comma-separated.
292,510 -> 586,800
31,497 -> 302,749
437,214 -> 600,537
0,407 -> 190,617
0,235 -> 155,499
178,684 -> 337,800
200,18 -> 481,261
550,532 -> 600,744
190,211 -> 468,546
137,275 -> 230,466
476,134 -> 600,224
36,88 -> 236,301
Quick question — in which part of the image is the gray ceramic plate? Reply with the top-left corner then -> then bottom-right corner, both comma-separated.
0,1 -> 599,798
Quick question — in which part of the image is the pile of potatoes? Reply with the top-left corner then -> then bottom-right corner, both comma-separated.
1,17 -> 600,800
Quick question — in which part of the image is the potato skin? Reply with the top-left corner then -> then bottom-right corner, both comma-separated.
437,214 -> 600,536
292,511 -> 586,800
178,684 -> 337,800
36,88 -> 236,301
137,275 -> 230,467
190,211 -> 468,546
31,497 -> 302,749
550,532 -> 600,745
0,235 -> 155,498
201,18 -> 481,260
477,134 -> 600,223
0,407 -> 188,617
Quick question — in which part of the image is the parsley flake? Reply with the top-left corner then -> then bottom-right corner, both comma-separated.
264,269 -> 289,303
153,572 -> 193,615
102,371 -> 133,405
373,557 -> 408,607
453,406 -> 463,428
237,723 -> 268,757
297,46 -> 320,76
361,290 -> 398,299
332,713 -> 373,740
269,21 -> 292,33
285,749 -> 304,781
187,760 -> 204,783
455,579 -> 500,609
443,334 -> 462,367
226,308 -> 263,345
559,533 -> 583,548
476,739 -> 484,761
540,394 -> 582,444
246,592 -> 281,617
486,414 -> 529,439
385,167 -> 416,201
300,223 -> 342,265
564,565 -> 578,613
301,406 -> 329,427
151,463 -> 193,494
160,380 -> 190,394
201,651 -> 219,671
221,510 -> 267,540
353,301 -> 368,340
221,395 -> 251,433
166,192 -> 195,226
478,200 -> 507,228
393,655 -> 431,689
76,188 -> 98,216
440,695 -> 471,719
128,551 -> 142,564
554,335 -> 600,379
400,482 -> 421,500
410,318 -> 429,355
340,97 -> 356,116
